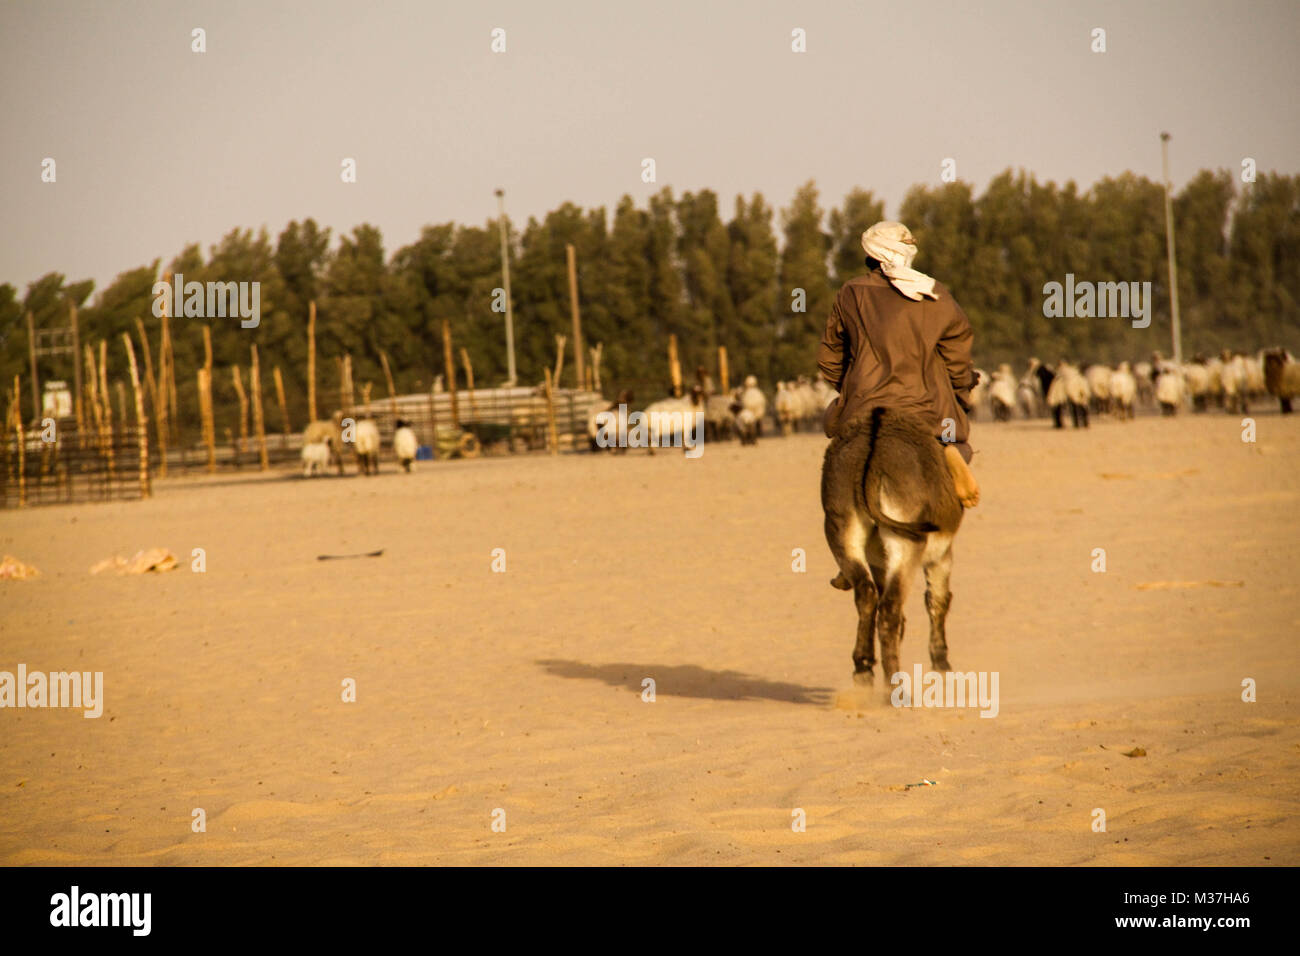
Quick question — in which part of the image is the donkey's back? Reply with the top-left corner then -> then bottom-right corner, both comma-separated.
822,408 -> 964,684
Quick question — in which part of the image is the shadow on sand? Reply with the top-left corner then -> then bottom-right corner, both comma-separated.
536,659 -> 832,705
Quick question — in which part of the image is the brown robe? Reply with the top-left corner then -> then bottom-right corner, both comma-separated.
818,269 -> 976,453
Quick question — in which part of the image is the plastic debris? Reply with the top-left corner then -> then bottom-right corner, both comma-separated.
905,779 -> 939,788
90,548 -> 178,575
0,555 -> 40,580
316,549 -> 385,561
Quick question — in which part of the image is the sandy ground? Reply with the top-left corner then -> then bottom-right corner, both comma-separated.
1,409 -> 1298,866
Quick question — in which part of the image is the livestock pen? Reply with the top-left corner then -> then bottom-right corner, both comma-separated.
2,382 -> 609,508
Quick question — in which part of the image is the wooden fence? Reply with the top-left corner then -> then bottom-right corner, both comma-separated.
2,384 -> 607,509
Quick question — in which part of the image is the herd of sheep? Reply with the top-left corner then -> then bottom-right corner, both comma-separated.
297,347 -> 1300,473
972,348 -> 1300,428
584,372 -> 838,452
300,413 -> 418,477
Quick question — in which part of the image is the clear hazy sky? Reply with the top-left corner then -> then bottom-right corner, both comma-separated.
2,0 -> 1296,296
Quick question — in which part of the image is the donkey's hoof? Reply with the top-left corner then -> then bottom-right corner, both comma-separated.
931,656 -> 952,672
830,573 -> 851,590
852,667 -> 874,686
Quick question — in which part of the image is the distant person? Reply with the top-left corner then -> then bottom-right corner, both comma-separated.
818,221 -> 980,507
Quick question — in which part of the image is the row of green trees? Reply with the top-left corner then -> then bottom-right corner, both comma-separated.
3,169 -> 1297,426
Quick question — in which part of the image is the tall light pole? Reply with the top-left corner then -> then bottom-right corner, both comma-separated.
495,188 -> 517,386
1160,132 -> 1183,364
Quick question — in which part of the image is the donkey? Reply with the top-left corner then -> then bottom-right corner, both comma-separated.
821,407 -> 965,685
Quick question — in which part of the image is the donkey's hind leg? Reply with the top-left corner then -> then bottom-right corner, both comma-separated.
922,532 -> 956,672
850,572 -> 878,683
875,530 -> 925,680
825,511 -> 877,682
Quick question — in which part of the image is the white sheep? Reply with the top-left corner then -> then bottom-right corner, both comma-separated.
1084,364 -> 1113,414
1205,356 -> 1226,407
1110,361 -> 1137,419
1065,366 -> 1091,406
353,418 -> 381,475
393,418 -> 418,472
1154,364 -> 1185,415
1244,354 -> 1267,399
732,404 -> 759,445
302,413 -> 344,475
792,376 -> 819,427
1017,360 -> 1044,418
1262,348 -> 1300,413
988,366 -> 1017,422
774,381 -> 799,434
301,440 -> 330,477
1220,352 -> 1250,414
740,375 -> 767,436
642,393 -> 698,453
1047,362 -> 1090,428
704,393 -> 734,441
1133,360 -> 1155,408
1183,361 -> 1212,411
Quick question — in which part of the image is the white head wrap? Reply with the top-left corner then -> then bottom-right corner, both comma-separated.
861,221 -> 938,301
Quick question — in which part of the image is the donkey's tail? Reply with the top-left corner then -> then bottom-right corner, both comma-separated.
824,406 -> 954,541
861,408 -> 946,540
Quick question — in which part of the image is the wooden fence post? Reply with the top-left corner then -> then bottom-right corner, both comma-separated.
566,243 -> 585,388
114,381 -> 127,438
273,365 -> 291,446
25,312 -> 39,422
590,342 -> 603,393
553,334 -> 567,390
98,340 -> 112,434
84,344 -> 115,492
542,367 -> 559,456
121,333 -> 150,498
459,348 -> 477,421
198,367 -> 216,473
70,302 -> 83,440
307,300 -> 317,422
250,346 -> 269,470
154,310 -> 170,476
442,321 -> 459,427
161,272 -> 179,443
379,349 -> 399,425
231,365 -> 249,467
337,353 -> 354,421
134,317 -> 166,477
427,384 -> 439,459
11,376 -> 25,506
668,334 -> 682,397
201,325 -> 216,473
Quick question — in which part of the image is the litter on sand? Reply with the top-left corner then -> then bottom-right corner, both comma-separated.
1099,744 -> 1148,757
317,549 -> 385,561
0,555 -> 40,580
90,548 -> 179,575
905,779 -> 939,789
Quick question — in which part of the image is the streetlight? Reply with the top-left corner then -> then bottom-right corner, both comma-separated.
1160,132 -> 1183,365
495,189 -> 517,386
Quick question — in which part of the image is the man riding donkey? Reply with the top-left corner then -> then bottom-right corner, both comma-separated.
818,221 -> 980,508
